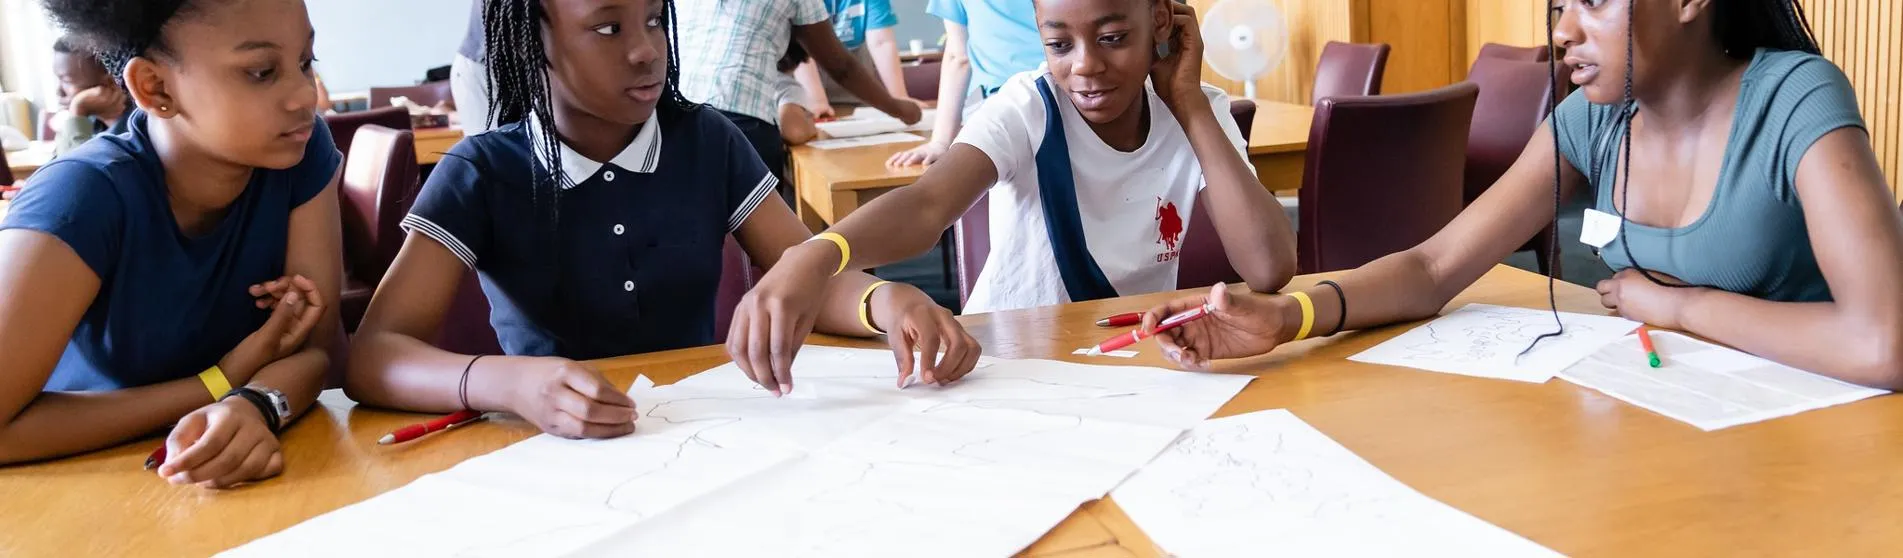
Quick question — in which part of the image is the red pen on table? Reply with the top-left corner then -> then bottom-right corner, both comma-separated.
1087,304 -> 1212,356
379,409 -> 486,445
1095,312 -> 1144,328
143,445 -> 166,470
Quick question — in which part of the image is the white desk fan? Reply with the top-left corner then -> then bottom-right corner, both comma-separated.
1200,0 -> 1289,100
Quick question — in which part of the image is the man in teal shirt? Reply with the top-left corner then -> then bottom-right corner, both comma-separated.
799,0 -> 910,109
886,0 -> 1044,168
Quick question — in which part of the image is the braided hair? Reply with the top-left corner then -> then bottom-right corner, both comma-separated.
480,0 -> 698,223
41,0 -> 198,84
1521,0 -> 1821,357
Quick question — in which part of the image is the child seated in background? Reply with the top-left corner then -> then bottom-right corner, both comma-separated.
741,0 -> 1296,318
776,41 -> 820,146
48,37 -> 133,155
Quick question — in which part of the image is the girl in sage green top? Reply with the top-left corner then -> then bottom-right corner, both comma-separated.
1139,0 -> 1903,389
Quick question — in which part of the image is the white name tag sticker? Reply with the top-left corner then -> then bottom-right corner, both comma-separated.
1580,208 -> 1622,248
843,3 -> 865,17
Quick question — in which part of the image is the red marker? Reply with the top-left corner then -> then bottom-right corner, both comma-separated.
143,445 -> 166,470
1087,304 -> 1212,356
1095,312 -> 1144,328
379,410 -> 486,445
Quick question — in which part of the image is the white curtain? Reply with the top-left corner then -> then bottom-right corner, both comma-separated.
0,0 -> 61,135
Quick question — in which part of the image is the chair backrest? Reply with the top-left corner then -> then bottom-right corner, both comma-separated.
904,61 -> 943,102
1297,82 -> 1479,274
713,236 -> 755,343
339,125 -> 420,285
323,107 -> 412,166
1463,57 -> 1555,206
1312,41 -> 1390,104
1229,99 -> 1257,143
370,81 -> 454,110
1477,43 -> 1551,63
0,147 -> 12,186
433,271 -> 502,356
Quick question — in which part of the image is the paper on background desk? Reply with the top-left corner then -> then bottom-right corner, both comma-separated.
1560,331 -> 1887,431
1348,304 -> 1639,383
808,132 -> 924,150
1112,409 -> 1561,558
814,108 -> 937,139
224,346 -> 1252,558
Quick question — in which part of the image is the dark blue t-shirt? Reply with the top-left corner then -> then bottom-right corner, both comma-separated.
0,110 -> 340,391
400,106 -> 779,360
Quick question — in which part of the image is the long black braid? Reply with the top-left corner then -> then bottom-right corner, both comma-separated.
1522,0 -> 1823,357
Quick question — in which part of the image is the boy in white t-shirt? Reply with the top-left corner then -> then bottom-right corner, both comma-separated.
744,0 -> 1297,320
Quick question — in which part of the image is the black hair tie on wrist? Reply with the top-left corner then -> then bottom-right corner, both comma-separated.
224,388 -> 280,434
1316,280 -> 1347,337
459,355 -> 485,411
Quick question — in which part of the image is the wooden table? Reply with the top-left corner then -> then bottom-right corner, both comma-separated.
788,100 -> 1314,230
412,126 -> 462,166
7,265 -> 1901,556
5,142 -> 54,180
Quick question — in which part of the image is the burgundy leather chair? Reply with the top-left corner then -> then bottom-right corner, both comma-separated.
0,148 -> 13,186
430,237 -> 755,354
337,125 -> 421,330
713,236 -> 755,344
1229,99 -> 1257,144
1311,41 -> 1390,104
1465,56 -> 1559,275
1296,82 -> 1479,274
953,193 -> 991,308
904,61 -> 942,102
323,106 -> 412,168
370,81 -> 454,110
1477,43 -> 1551,63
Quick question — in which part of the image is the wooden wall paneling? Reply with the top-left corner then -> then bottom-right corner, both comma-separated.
1191,0 -> 1358,105
1361,0 -> 1462,94
1464,0 -> 1547,67
1799,0 -> 1901,197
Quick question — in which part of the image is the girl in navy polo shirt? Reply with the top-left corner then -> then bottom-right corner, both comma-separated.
347,0 -> 978,440
0,0 -> 340,488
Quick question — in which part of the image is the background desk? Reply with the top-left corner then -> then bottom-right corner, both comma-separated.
4,265 -> 1900,556
5,142 -> 53,181
412,126 -> 461,166
789,101 -> 1314,231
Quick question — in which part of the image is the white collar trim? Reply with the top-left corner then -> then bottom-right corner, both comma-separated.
527,112 -> 664,188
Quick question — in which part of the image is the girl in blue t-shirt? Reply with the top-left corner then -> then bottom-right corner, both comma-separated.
1143,0 -> 1903,389
347,0 -> 978,440
0,0 -> 340,487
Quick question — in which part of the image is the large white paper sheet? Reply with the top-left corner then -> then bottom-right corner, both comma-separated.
807,132 -> 923,150
1348,304 -> 1639,383
1560,331 -> 1887,430
1112,410 -> 1561,558
224,347 -> 1251,557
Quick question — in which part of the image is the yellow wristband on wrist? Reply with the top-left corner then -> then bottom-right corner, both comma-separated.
810,232 -> 851,276
858,281 -> 893,335
1289,291 -> 1316,342
197,366 -> 233,402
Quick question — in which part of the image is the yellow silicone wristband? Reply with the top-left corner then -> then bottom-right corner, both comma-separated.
1289,291 -> 1316,342
811,232 -> 851,276
197,366 -> 233,402
858,281 -> 893,335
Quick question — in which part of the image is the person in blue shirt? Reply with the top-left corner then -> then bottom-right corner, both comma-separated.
888,0 -> 1045,168
0,0 -> 340,489
1143,0 -> 1903,389
347,0 -> 980,440
792,0 -> 912,113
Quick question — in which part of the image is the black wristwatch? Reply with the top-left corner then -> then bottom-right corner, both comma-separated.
224,386 -> 291,434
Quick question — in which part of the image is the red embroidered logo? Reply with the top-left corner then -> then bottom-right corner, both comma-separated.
1155,198 -> 1184,251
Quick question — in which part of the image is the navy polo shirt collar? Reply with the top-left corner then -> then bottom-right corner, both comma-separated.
527,112 -> 664,188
